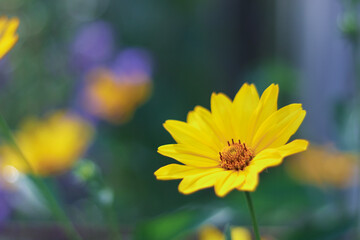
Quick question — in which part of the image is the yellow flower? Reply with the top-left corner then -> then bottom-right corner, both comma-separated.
0,112 -> 94,176
199,225 -> 252,240
155,83 -> 308,197
199,225 -> 275,240
0,16 -> 19,59
286,144 -> 357,188
82,68 -> 152,124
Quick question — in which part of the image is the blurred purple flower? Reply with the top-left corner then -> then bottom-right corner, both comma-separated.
0,60 -> 12,87
111,48 -> 153,82
71,21 -> 115,72
0,190 -> 11,223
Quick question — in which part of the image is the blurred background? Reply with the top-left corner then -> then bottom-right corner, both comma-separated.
0,0 -> 359,239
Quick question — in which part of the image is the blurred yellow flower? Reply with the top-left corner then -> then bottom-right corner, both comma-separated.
199,225 -> 252,240
82,68 -> 152,124
0,112 -> 94,176
155,83 -> 308,197
0,16 -> 19,59
286,144 -> 357,188
199,225 -> 275,240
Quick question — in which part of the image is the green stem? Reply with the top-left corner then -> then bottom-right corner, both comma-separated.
244,192 -> 261,240
0,114 -> 82,240
30,176 -> 83,240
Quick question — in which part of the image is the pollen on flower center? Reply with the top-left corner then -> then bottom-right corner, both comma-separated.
219,139 -> 255,171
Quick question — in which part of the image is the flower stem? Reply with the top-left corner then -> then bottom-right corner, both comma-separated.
0,114 -> 82,240
244,192 -> 261,240
30,176 -> 83,240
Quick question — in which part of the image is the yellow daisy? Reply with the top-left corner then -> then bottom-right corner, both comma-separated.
0,111 -> 94,176
155,83 -> 308,197
286,144 -> 357,188
199,225 -> 252,240
82,68 -> 152,124
0,16 -> 19,59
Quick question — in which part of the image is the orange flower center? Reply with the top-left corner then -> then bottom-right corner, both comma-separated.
219,140 -> 255,171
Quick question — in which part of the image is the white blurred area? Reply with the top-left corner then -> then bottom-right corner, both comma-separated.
0,165 -> 48,216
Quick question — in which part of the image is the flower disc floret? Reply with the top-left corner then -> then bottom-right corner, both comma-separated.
220,140 -> 254,171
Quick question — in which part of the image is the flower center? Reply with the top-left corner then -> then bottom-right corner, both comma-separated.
219,139 -> 255,171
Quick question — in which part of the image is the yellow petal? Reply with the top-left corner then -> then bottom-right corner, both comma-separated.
158,144 -> 220,167
247,84 -> 279,145
249,150 -> 282,172
163,120 -> 219,153
237,167 -> 259,191
251,104 -> 306,153
193,106 -> 226,144
154,164 -> 221,180
210,93 -> 234,142
214,171 -> 246,197
187,107 -> 224,149
233,83 -> 259,142
0,17 -> 7,33
199,225 -> 224,240
0,17 -> 19,59
276,139 -> 309,157
231,227 -> 252,240
159,143 -> 219,161
250,139 -> 309,172
179,169 -> 225,194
